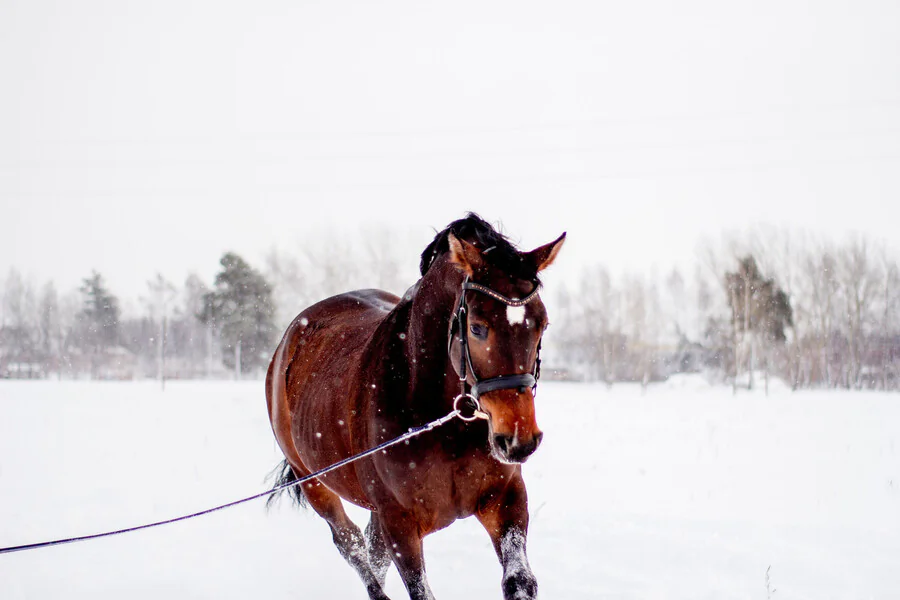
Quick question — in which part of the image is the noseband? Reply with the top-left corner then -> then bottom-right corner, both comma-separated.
449,276 -> 543,418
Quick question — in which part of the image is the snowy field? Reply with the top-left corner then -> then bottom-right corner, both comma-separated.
1,379 -> 898,599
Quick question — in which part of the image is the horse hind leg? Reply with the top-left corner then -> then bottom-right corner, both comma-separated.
366,512 -> 392,587
299,474 -> 392,600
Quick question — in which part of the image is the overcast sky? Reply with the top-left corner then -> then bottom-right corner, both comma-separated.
2,0 -> 899,301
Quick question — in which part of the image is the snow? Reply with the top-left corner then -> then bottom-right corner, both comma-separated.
1,380 -> 899,599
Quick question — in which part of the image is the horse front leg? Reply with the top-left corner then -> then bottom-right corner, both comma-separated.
378,508 -> 436,600
476,473 -> 538,600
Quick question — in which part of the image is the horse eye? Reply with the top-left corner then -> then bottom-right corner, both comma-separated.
469,324 -> 488,339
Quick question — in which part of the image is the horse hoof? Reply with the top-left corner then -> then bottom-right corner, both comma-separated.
503,571 -> 538,600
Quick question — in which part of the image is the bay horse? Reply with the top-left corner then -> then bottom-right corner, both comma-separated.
266,214 -> 565,600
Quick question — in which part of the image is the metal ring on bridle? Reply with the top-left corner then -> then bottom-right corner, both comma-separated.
453,393 -> 487,422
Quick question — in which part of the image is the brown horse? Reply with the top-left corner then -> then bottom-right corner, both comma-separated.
266,214 -> 565,600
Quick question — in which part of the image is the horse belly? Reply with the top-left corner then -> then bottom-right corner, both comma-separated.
271,289 -> 399,510
289,324 -> 380,509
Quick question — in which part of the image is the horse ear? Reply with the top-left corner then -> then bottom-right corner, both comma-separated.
525,232 -> 566,272
447,233 -> 484,276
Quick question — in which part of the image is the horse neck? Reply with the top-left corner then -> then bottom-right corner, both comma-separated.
404,261 -> 461,397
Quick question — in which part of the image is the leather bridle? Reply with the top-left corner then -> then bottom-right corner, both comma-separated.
449,276 -> 543,420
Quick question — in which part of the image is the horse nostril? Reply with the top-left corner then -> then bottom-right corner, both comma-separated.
493,434 -> 513,454
533,431 -> 544,449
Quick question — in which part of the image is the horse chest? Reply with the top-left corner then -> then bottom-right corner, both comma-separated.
378,452 -> 510,526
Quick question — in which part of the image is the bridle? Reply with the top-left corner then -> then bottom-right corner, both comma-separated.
449,276 -> 543,421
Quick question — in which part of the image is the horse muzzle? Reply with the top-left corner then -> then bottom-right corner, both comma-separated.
476,387 -> 543,464
491,430 -> 544,464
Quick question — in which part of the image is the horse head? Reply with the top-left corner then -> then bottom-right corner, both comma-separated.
444,227 -> 565,464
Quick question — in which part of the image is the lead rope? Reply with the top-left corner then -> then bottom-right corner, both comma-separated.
0,401 -> 486,556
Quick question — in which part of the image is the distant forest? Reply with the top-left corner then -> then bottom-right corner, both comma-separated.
2,226 -> 899,392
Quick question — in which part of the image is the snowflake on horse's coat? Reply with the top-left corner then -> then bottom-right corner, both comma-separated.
266,213 -> 565,600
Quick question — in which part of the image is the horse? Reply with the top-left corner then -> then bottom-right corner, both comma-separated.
265,213 -> 565,600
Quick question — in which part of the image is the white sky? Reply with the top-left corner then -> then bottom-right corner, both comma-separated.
2,0 -> 899,300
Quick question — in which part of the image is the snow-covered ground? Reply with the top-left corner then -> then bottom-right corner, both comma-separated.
1,379 -> 898,599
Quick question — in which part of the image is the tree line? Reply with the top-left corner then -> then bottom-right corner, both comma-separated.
554,228 -> 900,392
0,229 -> 415,382
2,226 -> 898,391
0,253 -> 279,381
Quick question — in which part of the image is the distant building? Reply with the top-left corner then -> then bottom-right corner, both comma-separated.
95,346 -> 139,380
1,362 -> 45,379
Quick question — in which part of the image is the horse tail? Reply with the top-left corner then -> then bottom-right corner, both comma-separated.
265,459 -> 308,510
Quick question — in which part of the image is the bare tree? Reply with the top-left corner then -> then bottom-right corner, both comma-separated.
802,245 -> 840,387
264,248 -> 312,331
1,270 -> 39,377
144,274 -> 177,389
875,249 -> 900,389
37,282 -> 61,378
552,265 -> 617,383
623,274 -> 647,386
835,237 -> 878,389
183,273 -> 217,378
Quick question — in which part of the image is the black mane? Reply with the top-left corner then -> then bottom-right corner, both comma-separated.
419,213 -> 539,283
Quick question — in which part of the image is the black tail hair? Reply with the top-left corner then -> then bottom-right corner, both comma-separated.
265,459 -> 308,510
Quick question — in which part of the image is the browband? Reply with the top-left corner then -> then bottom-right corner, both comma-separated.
462,281 -> 541,307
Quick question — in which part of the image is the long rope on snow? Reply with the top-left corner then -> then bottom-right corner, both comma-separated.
0,407 -> 471,555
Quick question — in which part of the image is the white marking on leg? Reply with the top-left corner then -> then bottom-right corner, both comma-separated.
500,528 -> 536,598
500,528 -> 529,573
